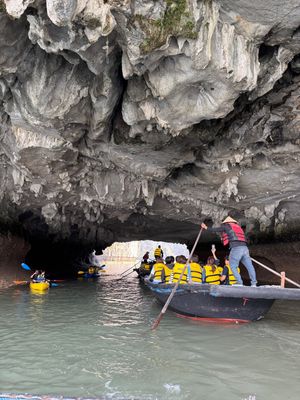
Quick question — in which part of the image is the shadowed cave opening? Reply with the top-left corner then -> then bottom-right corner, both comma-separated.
0,213 -> 286,288
23,236 -> 279,286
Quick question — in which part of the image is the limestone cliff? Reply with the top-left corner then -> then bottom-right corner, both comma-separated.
0,0 -> 300,257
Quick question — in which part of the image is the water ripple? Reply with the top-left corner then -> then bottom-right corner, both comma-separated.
0,278 -> 299,399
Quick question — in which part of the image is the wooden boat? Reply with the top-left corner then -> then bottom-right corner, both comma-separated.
145,280 -> 300,322
30,281 -> 50,291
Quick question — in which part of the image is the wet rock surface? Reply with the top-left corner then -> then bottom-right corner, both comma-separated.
0,0 -> 299,264
0,234 -> 30,288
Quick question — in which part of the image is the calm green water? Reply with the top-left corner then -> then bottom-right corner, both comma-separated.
0,276 -> 299,400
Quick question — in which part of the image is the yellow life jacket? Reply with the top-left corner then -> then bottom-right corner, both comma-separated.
163,265 -> 173,283
88,267 -> 95,274
189,262 -> 202,283
153,262 -> 165,281
224,264 -> 240,285
141,262 -> 151,271
203,264 -> 222,285
171,262 -> 188,284
154,247 -> 162,257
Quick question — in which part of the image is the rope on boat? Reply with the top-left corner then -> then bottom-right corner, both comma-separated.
251,257 -> 300,288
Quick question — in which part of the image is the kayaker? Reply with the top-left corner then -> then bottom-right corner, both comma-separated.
31,270 -> 46,282
154,245 -> 164,260
201,216 -> 257,286
88,266 -> 95,275
30,270 -> 39,281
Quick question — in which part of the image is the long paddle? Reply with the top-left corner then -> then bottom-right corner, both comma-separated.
116,269 -> 136,281
21,263 -> 59,286
119,261 -> 140,276
21,263 -> 31,271
251,257 -> 300,288
151,227 -> 203,330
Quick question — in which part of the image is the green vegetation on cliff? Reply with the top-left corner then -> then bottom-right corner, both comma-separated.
135,0 -> 197,53
0,1 -> 6,13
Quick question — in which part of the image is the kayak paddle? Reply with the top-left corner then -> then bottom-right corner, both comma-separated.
21,263 -> 59,286
21,263 -> 31,271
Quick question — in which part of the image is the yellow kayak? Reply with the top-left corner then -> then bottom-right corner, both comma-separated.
30,281 -> 50,291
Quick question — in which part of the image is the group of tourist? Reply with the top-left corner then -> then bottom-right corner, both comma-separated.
138,216 -> 257,287
142,251 -> 239,286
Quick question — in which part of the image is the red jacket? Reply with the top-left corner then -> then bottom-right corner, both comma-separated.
221,223 -> 246,246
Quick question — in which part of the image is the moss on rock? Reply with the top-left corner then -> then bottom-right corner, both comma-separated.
135,0 -> 197,53
0,0 -> 6,13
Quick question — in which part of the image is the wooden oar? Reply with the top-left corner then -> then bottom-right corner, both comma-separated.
116,269 -> 136,281
119,261 -> 140,276
151,227 -> 203,330
251,257 -> 300,288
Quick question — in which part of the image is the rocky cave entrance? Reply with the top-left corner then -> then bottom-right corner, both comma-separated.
0,225 -> 293,289
96,238 -> 280,286
99,240 -> 190,276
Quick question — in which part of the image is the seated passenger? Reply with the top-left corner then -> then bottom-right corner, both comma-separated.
189,255 -> 202,283
170,255 -> 189,284
162,256 -> 175,283
202,256 -> 223,285
142,251 -> 149,263
136,261 -> 150,277
220,255 -> 240,285
149,257 -> 165,283
31,270 -> 46,282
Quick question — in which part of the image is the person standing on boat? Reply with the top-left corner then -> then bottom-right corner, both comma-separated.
201,216 -> 257,286
154,245 -> 163,260
211,244 -> 239,285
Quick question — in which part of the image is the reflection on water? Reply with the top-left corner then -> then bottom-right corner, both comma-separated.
0,276 -> 299,400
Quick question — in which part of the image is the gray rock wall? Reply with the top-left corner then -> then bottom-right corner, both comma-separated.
0,234 -> 30,288
0,0 -> 299,253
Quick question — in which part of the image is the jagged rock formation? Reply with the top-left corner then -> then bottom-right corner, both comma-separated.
0,0 -> 300,268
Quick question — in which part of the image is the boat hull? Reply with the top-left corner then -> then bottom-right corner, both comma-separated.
145,282 -> 275,321
83,273 -> 100,278
30,281 -> 50,291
